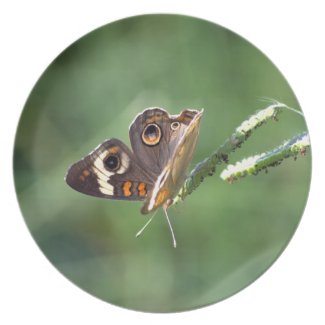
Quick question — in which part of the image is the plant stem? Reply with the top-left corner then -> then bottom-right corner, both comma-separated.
220,131 -> 310,183
173,101 -> 308,204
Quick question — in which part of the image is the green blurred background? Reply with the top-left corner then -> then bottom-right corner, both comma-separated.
14,14 -> 311,312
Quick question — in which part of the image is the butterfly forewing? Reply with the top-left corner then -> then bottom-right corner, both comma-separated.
65,138 -> 154,201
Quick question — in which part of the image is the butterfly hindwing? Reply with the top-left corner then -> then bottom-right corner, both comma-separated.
129,108 -> 200,175
140,110 -> 203,213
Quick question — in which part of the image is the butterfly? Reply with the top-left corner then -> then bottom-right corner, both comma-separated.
65,107 -> 203,246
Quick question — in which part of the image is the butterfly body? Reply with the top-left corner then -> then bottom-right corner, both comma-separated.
65,107 -> 203,214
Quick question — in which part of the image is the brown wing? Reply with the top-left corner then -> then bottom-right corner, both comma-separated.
141,110 -> 203,214
65,138 -> 155,201
129,107 -> 201,175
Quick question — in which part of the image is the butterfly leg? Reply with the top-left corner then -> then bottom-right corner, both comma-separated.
135,211 -> 158,238
163,205 -> 177,248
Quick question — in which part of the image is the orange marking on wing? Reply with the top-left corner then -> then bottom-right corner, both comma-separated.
82,169 -> 90,177
109,146 -> 119,154
79,175 -> 85,182
176,115 -> 191,123
138,182 -> 147,197
155,189 -> 170,207
176,110 -> 197,124
123,181 -> 132,197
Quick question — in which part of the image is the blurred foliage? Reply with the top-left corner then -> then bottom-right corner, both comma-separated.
14,14 -> 311,312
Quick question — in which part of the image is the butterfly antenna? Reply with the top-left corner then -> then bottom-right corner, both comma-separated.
135,211 -> 157,238
163,206 -> 177,248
